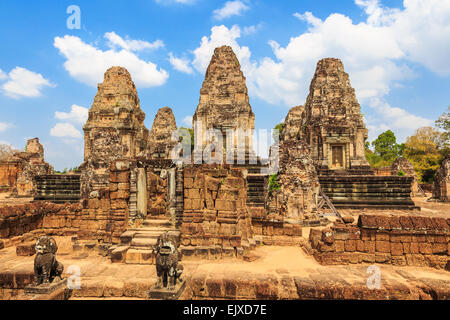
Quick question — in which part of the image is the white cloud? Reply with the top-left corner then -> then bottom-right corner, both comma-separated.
182,115 -> 193,127
54,34 -> 169,88
0,69 -> 7,80
365,98 -> 433,142
242,23 -> 262,36
50,123 -> 82,139
168,53 -> 193,74
1,67 -> 54,99
105,32 -> 164,51
0,122 -> 13,132
192,25 -> 251,73
213,1 -> 250,20
55,104 -> 89,125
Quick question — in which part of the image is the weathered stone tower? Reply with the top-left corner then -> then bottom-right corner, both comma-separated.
300,58 -> 372,175
193,46 -> 255,162
148,106 -> 178,160
80,67 -> 150,196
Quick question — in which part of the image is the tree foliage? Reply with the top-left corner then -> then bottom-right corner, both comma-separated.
403,126 -> 444,183
366,130 -> 404,168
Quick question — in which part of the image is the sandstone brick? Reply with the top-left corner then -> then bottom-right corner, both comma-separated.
335,240 -> 345,252
364,240 -> 375,254
345,240 -> 356,252
432,243 -> 447,255
375,231 -> 390,241
419,242 -> 432,255
356,240 -> 364,252
376,241 -> 390,253
390,242 -> 404,256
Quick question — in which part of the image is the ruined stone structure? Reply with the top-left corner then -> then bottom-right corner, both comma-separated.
391,157 -> 420,196
300,58 -> 372,175
180,165 -> 254,259
0,138 -> 53,197
280,105 -> 304,142
434,154 -> 450,202
309,215 -> 449,269
148,107 -> 178,160
273,140 -> 320,219
80,67 -> 150,197
193,46 -> 255,163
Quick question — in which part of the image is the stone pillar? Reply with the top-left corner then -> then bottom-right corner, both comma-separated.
137,168 -> 148,218
175,163 -> 184,228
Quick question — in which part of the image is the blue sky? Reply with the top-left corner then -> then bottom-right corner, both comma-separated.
0,0 -> 449,170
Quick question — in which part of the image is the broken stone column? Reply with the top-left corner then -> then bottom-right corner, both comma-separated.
433,154 -> 450,202
137,167 -> 148,218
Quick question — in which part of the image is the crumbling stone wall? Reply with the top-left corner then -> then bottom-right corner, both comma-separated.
309,215 -> 449,269
391,157 -> 419,196
0,160 -> 134,246
268,139 -> 320,221
434,154 -> 450,202
300,58 -> 372,174
180,165 -> 253,259
80,67 -> 150,197
0,138 -> 53,197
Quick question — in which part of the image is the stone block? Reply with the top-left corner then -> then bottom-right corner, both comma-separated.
390,242 -> 404,256
375,241 -> 390,253
16,242 -> 36,256
419,243 -> 432,255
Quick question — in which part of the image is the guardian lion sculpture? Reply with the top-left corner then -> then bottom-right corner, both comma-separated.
155,232 -> 183,290
33,236 -> 64,285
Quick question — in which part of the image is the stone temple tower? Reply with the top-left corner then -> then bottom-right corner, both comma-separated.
193,46 -> 255,163
300,58 -> 373,175
80,66 -> 150,196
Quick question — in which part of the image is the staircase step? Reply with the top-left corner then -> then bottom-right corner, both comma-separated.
142,219 -> 172,228
131,238 -> 158,248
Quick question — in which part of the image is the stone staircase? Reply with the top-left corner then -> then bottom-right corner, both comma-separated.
246,174 -> 266,209
319,175 -> 419,210
112,216 -> 180,264
34,174 -> 81,203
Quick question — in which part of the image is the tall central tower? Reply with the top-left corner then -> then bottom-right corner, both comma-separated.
193,46 -> 255,162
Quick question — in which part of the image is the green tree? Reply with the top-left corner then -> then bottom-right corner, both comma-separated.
371,130 -> 404,162
403,126 -> 443,183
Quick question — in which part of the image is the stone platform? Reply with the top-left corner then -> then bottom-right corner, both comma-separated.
149,280 -> 186,300
1,243 -> 449,300
24,278 -> 67,295
319,175 -> 419,210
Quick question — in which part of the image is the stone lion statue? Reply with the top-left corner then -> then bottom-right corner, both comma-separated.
33,236 -> 64,285
155,232 -> 183,290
